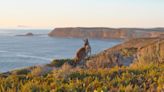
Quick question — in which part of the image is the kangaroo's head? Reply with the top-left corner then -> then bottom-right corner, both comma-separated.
83,38 -> 89,46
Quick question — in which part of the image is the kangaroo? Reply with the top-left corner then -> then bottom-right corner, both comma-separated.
74,39 -> 91,65
84,38 -> 91,57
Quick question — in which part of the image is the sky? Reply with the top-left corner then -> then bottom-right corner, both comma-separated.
0,0 -> 164,29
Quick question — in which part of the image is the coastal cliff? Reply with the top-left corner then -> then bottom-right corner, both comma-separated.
86,38 -> 164,68
48,27 -> 164,39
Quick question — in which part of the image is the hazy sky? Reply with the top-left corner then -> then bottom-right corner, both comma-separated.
0,0 -> 164,29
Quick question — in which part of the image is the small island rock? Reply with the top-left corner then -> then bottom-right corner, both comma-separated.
25,32 -> 34,36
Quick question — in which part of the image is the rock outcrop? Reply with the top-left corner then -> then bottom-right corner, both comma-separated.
25,32 -> 34,36
86,38 -> 164,68
16,32 -> 34,36
48,27 -> 164,39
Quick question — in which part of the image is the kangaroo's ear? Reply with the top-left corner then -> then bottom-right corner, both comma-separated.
83,38 -> 86,42
86,38 -> 88,41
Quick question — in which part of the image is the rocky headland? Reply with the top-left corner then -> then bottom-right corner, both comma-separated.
48,27 -> 164,39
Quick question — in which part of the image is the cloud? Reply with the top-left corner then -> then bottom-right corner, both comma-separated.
17,25 -> 32,28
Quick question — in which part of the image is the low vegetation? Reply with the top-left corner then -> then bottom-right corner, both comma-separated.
0,59 -> 163,92
47,59 -> 74,67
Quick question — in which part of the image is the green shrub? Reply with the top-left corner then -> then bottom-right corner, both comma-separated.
47,59 -> 74,67
12,69 -> 31,75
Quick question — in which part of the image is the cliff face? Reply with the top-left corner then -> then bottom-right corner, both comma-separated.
137,39 -> 164,64
86,38 -> 164,68
48,27 -> 164,39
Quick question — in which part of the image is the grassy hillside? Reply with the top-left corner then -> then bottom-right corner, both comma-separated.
0,38 -> 164,92
0,63 -> 163,92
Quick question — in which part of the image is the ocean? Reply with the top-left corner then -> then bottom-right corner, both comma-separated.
0,29 -> 122,72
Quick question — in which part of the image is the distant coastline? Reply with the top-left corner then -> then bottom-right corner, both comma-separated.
48,27 -> 164,39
